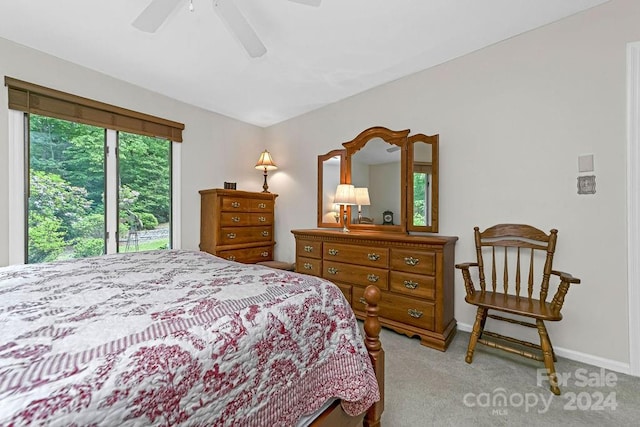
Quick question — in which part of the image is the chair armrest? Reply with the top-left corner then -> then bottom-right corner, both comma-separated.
549,270 -> 580,312
455,262 -> 479,296
455,262 -> 479,270
551,270 -> 581,284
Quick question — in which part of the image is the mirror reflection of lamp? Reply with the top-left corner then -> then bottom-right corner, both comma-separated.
332,203 -> 340,223
255,149 -> 278,193
333,184 -> 356,232
354,187 -> 370,224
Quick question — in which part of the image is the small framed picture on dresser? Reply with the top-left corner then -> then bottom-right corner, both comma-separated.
224,182 -> 237,190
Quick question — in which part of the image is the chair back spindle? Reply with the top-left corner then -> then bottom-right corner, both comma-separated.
515,247 -> 521,297
503,247 -> 508,294
528,250 -> 534,299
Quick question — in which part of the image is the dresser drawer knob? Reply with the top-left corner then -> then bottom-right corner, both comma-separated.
227,255 -> 236,261
404,280 -> 419,290
327,267 -> 338,275
261,251 -> 269,257
404,256 -> 420,266
304,245 -> 314,253
261,230 -> 269,237
367,253 -> 380,261
367,274 -> 379,283
328,248 -> 339,256
303,262 -> 313,270
359,297 -> 366,304
258,216 -> 266,222
231,216 -> 240,222
227,233 -> 236,239
258,203 -> 267,209
231,201 -> 241,208
408,308 -> 423,319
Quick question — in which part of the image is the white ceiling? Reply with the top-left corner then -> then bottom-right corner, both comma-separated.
0,0 -> 609,127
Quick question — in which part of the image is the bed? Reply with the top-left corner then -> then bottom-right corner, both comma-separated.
0,250 -> 384,426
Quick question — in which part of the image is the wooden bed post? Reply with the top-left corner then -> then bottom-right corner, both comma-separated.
363,285 -> 384,427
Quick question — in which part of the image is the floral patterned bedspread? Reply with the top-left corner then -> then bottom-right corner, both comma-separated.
0,250 -> 379,426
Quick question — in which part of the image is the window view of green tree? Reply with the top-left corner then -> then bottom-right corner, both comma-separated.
413,172 -> 427,226
119,132 -> 171,223
28,115 -> 171,263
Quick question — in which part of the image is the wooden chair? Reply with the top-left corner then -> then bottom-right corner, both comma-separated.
456,224 -> 580,395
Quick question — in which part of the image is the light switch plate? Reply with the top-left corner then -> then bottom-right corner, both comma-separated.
578,154 -> 594,173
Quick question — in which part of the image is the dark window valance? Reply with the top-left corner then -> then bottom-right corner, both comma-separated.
5,76 -> 184,142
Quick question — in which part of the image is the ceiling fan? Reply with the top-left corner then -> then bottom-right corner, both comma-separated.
132,0 -> 321,58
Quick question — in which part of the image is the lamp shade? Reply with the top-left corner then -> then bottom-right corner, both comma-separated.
354,187 -> 370,206
255,150 -> 278,170
334,184 -> 356,205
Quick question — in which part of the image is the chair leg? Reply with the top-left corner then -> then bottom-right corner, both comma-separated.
466,307 -> 487,363
546,333 -> 558,362
536,319 -> 560,395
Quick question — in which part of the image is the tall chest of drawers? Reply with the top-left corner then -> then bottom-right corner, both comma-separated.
200,189 -> 277,263
291,229 -> 458,351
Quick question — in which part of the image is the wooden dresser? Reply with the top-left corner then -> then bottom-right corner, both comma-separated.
291,229 -> 457,351
200,189 -> 277,263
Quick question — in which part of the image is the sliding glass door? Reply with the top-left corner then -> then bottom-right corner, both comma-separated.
27,114 -> 171,263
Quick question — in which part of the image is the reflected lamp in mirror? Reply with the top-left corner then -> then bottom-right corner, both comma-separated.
334,184 -> 356,232
332,204 -> 341,223
354,187 -> 370,224
255,149 -> 278,193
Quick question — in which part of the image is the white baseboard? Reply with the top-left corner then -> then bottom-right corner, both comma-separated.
456,322 -> 634,376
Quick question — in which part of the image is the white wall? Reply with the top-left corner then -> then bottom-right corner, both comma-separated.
0,36 -> 264,265
369,162 -> 401,224
266,0 -> 640,368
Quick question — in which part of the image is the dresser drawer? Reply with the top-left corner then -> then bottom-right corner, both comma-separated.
323,243 -> 389,268
296,239 -> 322,259
217,245 -> 272,263
220,212 -> 273,226
323,260 -> 389,290
390,249 -> 436,275
220,226 -> 273,245
296,256 -> 322,277
390,271 -> 435,300
353,287 -> 435,331
221,197 -> 274,213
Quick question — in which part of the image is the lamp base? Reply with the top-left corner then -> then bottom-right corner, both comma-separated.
262,170 -> 270,193
341,212 -> 350,232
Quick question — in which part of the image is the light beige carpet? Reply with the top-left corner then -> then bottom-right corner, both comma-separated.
376,328 -> 640,426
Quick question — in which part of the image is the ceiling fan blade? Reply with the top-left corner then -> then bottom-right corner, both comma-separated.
289,0 -> 321,6
132,0 -> 183,33
214,0 -> 267,58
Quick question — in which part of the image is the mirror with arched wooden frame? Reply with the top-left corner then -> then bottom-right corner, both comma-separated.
317,149 -> 346,228
343,127 -> 409,233
317,126 -> 440,234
